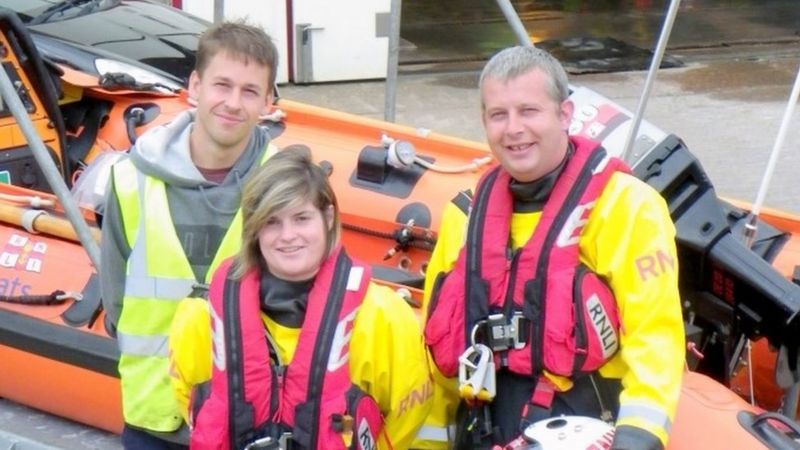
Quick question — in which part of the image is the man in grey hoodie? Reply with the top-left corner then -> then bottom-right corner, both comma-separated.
100,21 -> 278,449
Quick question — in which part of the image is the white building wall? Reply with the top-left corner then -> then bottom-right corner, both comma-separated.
176,0 -> 391,84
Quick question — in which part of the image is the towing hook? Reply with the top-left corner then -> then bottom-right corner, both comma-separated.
125,107 -> 145,145
55,291 -> 83,302
398,219 -> 416,242
124,104 -> 161,144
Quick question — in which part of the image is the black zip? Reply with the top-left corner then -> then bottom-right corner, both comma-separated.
265,330 -> 282,422
572,266 -> 589,374
467,168 -> 499,274
223,273 -> 246,450
306,252 -> 352,449
426,271 -> 447,319
270,365 -> 283,420
502,249 -> 521,319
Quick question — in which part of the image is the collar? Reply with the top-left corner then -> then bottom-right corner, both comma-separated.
510,143 -> 574,213
259,270 -> 313,328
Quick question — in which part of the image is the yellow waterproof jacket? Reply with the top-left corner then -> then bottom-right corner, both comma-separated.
170,281 -> 433,450
420,171 -> 685,448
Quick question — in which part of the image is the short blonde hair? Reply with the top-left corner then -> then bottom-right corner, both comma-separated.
233,147 -> 340,278
479,46 -> 570,108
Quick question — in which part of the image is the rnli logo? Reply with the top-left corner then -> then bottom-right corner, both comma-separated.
556,201 -> 595,247
210,305 -> 226,370
586,294 -> 618,358
397,379 -> 434,416
0,234 -> 47,273
357,418 -> 376,450
635,249 -> 676,281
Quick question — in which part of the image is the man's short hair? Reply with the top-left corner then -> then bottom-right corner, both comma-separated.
479,46 -> 570,107
195,20 -> 279,88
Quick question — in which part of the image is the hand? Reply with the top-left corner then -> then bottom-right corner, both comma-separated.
610,425 -> 663,450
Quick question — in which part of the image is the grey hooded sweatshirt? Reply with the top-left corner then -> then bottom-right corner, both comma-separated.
100,110 -> 270,335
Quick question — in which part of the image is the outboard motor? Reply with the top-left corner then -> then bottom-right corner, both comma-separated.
567,86 -> 800,385
634,135 -> 800,383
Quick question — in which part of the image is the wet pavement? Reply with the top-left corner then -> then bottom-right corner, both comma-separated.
284,51 -> 800,215
3,1 -> 800,448
400,0 -> 800,71
288,0 -> 800,214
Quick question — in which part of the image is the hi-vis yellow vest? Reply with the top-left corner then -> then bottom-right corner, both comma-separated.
113,144 -> 276,432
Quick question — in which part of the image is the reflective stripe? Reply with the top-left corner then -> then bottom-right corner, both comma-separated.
112,160 -> 140,247
118,332 -> 169,358
414,424 -> 455,442
124,275 -> 195,300
123,170 -> 194,300
128,171 -> 150,277
618,403 -> 672,434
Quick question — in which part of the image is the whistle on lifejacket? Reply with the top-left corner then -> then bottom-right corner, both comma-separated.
458,344 -> 496,403
332,413 -> 355,447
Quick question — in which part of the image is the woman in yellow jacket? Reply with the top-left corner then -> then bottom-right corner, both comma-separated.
169,148 -> 432,450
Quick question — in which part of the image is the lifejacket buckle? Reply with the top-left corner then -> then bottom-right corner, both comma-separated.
278,432 -> 293,450
190,283 -> 210,299
242,436 -> 278,450
484,312 -> 527,352
458,343 -> 496,403
242,432 -> 292,450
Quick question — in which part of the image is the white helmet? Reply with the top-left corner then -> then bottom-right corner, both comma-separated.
520,416 -> 615,450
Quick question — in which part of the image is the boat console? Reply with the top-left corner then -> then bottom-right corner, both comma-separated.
0,8 -> 67,191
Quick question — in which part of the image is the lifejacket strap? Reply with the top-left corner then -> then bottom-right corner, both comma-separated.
465,405 -> 494,446
480,377 -> 558,450
520,376 -> 556,429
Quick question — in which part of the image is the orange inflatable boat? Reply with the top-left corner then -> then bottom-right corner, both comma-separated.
0,7 -> 799,448
0,9 -> 491,435
671,373 -> 800,450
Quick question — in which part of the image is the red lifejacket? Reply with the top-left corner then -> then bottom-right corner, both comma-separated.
191,247 -> 385,450
425,137 -> 627,379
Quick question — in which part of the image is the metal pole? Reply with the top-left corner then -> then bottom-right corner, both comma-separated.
384,0 -> 402,122
783,381 -> 800,419
213,0 -> 224,23
620,0 -> 681,164
737,59 -> 800,418
0,65 -> 101,270
495,0 -> 532,47
744,60 -> 800,241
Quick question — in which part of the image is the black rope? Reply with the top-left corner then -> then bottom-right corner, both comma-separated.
0,290 -> 70,305
342,222 -> 437,251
